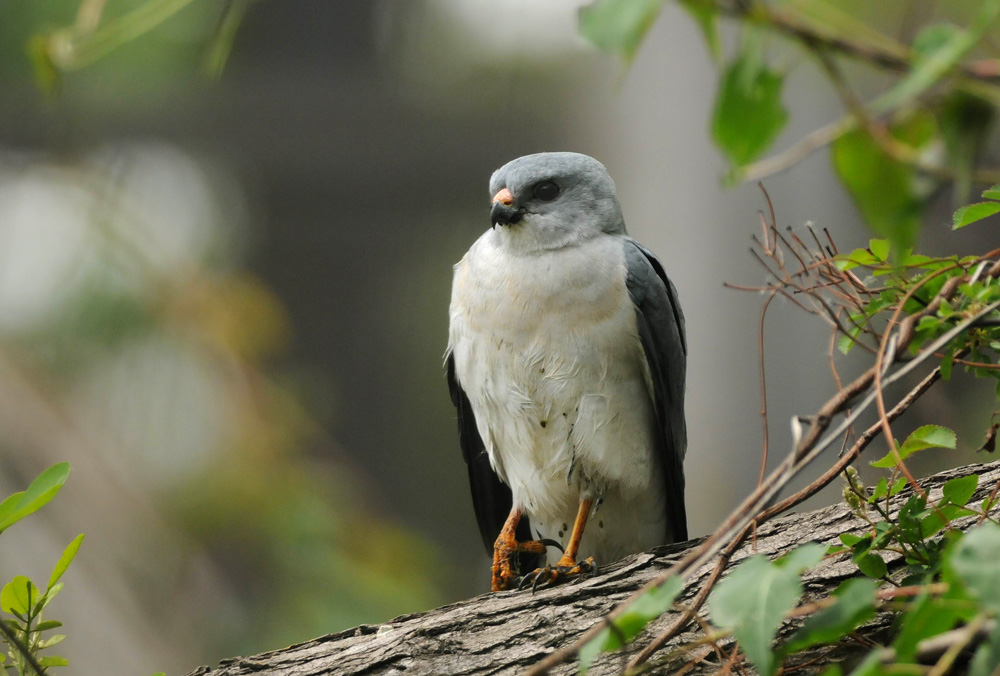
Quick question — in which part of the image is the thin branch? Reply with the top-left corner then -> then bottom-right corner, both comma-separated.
697,0 -> 1000,86
628,539 -> 739,669
757,292 -> 776,488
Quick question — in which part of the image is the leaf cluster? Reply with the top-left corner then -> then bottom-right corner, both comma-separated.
821,477 -> 1000,676
579,464 -> 1000,675
835,233 -> 1000,392
0,465 -> 80,676
713,515 -> 1000,676
580,0 -> 1000,253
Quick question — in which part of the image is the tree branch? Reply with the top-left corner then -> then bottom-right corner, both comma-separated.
692,0 -> 1000,85
186,460 -> 1000,676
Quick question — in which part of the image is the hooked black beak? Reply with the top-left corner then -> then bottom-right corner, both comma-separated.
491,202 -> 524,227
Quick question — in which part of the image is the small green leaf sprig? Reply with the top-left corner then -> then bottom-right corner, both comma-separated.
834,237 -> 1000,394
0,464 -> 81,675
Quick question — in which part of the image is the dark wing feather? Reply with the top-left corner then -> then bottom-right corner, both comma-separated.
447,355 -> 538,567
623,239 -> 688,542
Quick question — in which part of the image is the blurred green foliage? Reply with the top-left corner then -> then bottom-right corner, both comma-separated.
831,116 -> 935,255
711,31 -> 789,169
581,0 -> 1000,252
1,0 -> 237,95
0,148 -> 446,662
0,1 -> 449,667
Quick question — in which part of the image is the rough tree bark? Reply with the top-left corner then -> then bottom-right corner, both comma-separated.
186,459 -> 1000,676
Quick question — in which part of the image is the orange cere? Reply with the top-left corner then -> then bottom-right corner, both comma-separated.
492,188 -> 514,206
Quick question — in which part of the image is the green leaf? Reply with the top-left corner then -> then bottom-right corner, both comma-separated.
847,651 -> 889,675
906,425 -> 957,449
939,92 -> 994,204
868,477 -> 889,503
37,582 -> 63,616
578,0 -> 666,62
48,535 -> 84,591
871,521 -> 895,549
942,475 -> 978,507
0,463 -> 71,533
949,523 -> 1000,612
912,23 -> 962,57
941,347 -> 955,381
880,2 -> 1000,111
983,185 -> 1000,201
983,494 -> 996,514
32,581 -> 64,618
679,1 -> 721,62
578,576 -> 682,673
39,634 -> 65,648
709,545 -> 823,675
871,425 -> 956,468
953,202 -> 1000,229
832,127 -> 923,254
835,247 -> 881,271
897,495 -> 927,543
869,239 -> 890,261
855,552 -> 887,579
894,590 -> 969,662
711,38 -> 789,167
921,504 -> 974,538
0,493 -> 22,532
784,578 -> 878,654
202,0 -> 250,80
839,533 -> 867,547
837,334 -> 854,355
27,35 -> 60,97
0,577 -> 39,617
31,620 -> 62,632
889,477 -> 908,497
37,655 -> 69,667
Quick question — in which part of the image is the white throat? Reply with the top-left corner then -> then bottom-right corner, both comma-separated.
494,220 -> 596,255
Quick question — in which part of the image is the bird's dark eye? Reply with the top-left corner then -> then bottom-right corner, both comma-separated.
532,181 -> 560,202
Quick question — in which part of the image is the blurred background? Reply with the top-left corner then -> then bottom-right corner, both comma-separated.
0,1 -> 997,674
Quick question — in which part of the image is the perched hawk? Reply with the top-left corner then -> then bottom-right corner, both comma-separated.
446,152 -> 687,591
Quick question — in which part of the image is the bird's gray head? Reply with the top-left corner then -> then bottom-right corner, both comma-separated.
488,152 -> 625,252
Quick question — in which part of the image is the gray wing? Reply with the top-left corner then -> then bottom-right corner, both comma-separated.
623,239 -> 688,542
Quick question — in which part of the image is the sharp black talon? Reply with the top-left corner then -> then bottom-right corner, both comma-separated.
538,538 -> 564,553
518,573 -> 536,591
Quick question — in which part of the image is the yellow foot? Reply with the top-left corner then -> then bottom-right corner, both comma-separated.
491,538 -> 563,591
518,556 -> 597,592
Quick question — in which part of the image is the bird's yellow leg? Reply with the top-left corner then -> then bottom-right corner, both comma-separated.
491,508 -> 551,591
520,498 -> 597,591
555,497 -> 593,567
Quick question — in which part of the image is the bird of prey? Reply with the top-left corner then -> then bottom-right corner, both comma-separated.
446,152 -> 687,591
